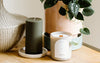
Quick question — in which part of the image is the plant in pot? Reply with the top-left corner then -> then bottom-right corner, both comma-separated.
40,0 -> 94,50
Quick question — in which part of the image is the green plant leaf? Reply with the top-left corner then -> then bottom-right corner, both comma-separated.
40,0 -> 44,3
72,0 -> 77,3
82,7 -> 94,16
88,0 -> 93,2
59,7 -> 66,16
75,12 -> 84,20
68,2 -> 80,16
78,33 -> 81,37
80,28 -> 90,35
44,0 -> 58,9
78,0 -> 91,8
68,11 -> 74,20
62,0 -> 71,5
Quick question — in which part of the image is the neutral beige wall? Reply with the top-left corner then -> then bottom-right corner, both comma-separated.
3,0 -> 44,18
3,0 -> 100,49
3,0 -> 45,31
83,0 -> 100,49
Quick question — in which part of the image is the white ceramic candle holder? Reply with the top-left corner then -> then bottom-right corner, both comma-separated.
50,32 -> 73,61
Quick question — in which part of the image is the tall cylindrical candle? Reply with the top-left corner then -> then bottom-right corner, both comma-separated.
25,18 -> 43,54
50,32 -> 73,60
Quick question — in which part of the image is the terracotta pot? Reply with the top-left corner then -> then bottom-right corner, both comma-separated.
44,1 -> 83,50
45,1 -> 82,36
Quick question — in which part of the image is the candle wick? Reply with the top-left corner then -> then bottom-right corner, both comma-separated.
59,35 -> 63,37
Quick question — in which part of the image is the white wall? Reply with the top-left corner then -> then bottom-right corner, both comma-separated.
3,0 -> 44,18
3,0 -> 100,49
3,0 -> 45,31
83,0 -> 100,49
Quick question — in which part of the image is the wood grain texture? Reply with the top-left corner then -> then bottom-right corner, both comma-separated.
0,38 -> 100,63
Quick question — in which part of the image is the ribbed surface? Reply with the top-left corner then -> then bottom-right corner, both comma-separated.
0,25 -> 25,52
0,0 -> 27,52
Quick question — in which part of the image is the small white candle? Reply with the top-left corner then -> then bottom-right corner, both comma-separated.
50,32 -> 73,60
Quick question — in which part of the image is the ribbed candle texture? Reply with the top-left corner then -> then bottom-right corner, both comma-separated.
26,18 -> 43,54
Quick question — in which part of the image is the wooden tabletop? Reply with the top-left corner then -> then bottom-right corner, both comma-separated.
0,39 -> 100,63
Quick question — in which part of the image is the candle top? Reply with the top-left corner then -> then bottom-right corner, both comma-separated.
52,34 -> 69,38
51,32 -> 71,38
26,17 -> 42,22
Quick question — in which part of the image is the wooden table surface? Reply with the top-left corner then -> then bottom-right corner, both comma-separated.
0,39 -> 100,63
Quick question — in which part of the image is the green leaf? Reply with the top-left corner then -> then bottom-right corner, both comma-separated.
75,12 -> 84,20
78,0 -> 91,8
62,0 -> 71,5
78,33 -> 82,37
72,0 -> 77,3
68,2 -> 80,16
59,7 -> 66,16
82,7 -> 94,16
88,0 -> 93,2
68,11 -> 74,20
44,0 -> 58,9
80,28 -> 90,35
40,0 -> 44,3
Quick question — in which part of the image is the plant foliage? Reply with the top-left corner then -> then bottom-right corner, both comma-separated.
59,7 -> 66,16
40,0 -> 94,35
80,28 -> 90,35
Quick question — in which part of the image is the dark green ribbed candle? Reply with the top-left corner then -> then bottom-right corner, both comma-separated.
25,18 -> 43,54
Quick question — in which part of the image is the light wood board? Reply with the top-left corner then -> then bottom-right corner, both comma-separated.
0,39 -> 100,63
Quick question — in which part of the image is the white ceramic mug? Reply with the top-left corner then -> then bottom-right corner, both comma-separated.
50,32 -> 73,61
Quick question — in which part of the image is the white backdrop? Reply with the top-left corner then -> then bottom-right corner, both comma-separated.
3,0 -> 100,49
83,0 -> 100,49
3,0 -> 44,18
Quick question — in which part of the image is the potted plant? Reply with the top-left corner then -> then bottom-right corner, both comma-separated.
40,0 -> 94,50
